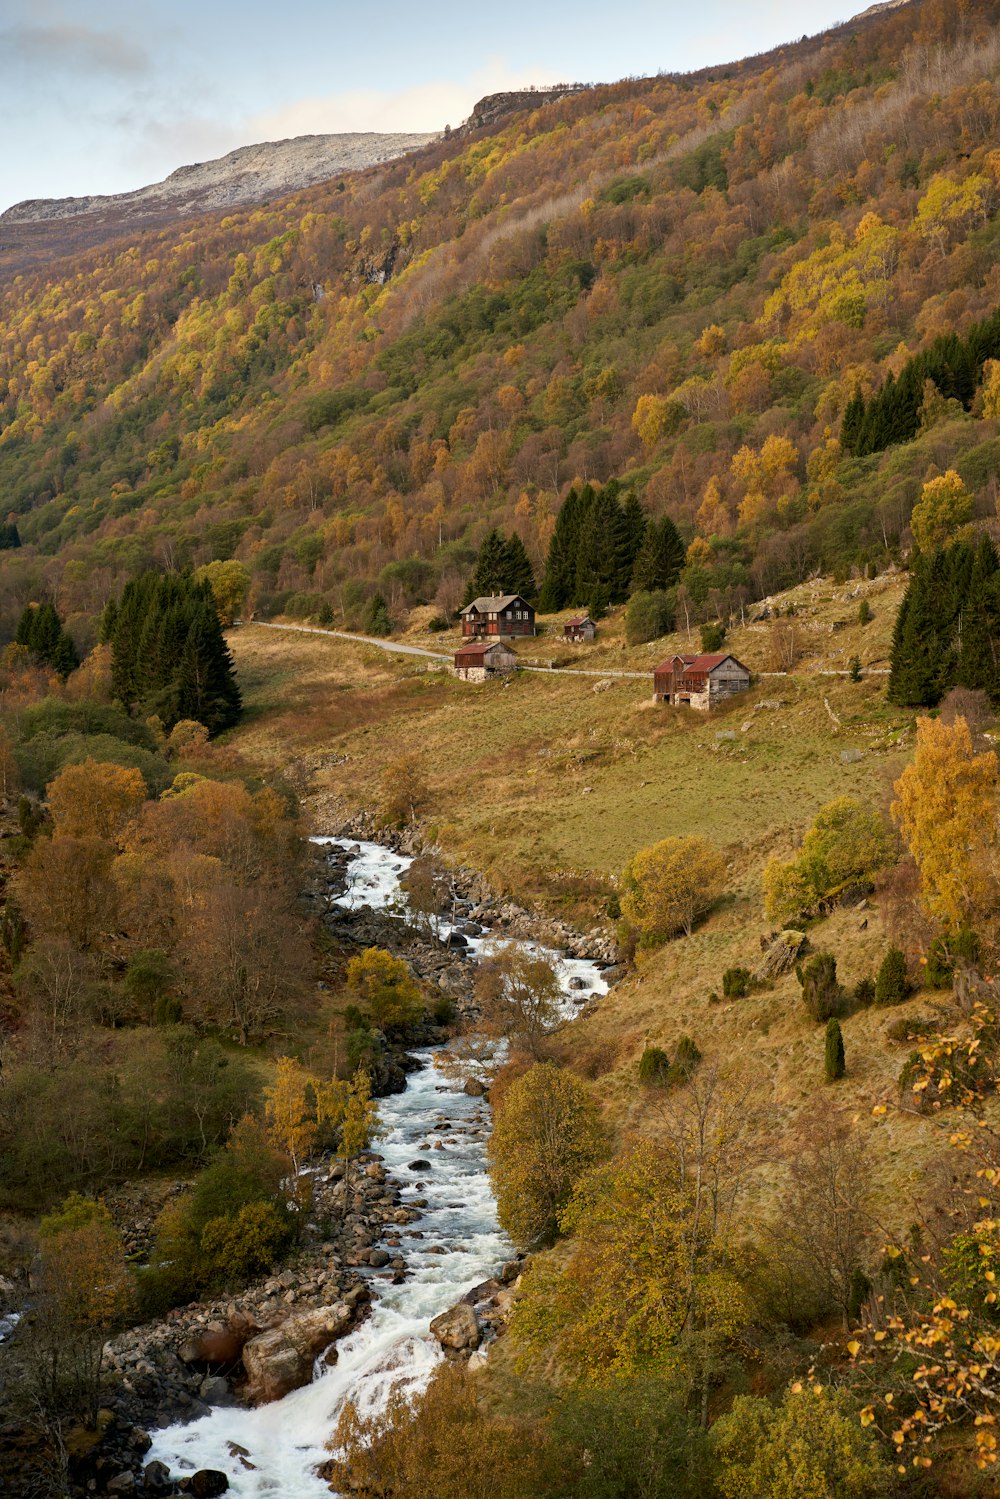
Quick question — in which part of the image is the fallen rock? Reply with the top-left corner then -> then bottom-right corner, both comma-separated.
243,1304 -> 354,1404
429,1301 -> 481,1352
463,1078 -> 487,1097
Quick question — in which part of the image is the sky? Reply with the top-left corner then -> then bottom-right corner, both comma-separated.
1,0 -> 875,211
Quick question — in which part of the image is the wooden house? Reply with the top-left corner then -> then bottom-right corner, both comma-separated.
459,595 -> 536,638
453,640 -> 519,681
653,653 -> 751,711
564,615 -> 596,643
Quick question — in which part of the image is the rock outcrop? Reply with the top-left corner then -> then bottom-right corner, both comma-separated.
242,1302 -> 355,1402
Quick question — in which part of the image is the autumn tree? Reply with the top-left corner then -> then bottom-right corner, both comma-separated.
194,559 -> 251,626
379,755 -> 430,828
763,797 -> 894,923
892,715 -> 999,928
475,947 -> 561,1058
31,1194 -> 132,1425
488,1062 -> 608,1247
46,757 -> 146,843
265,1056 -> 320,1171
621,836 -> 726,942
345,947 -> 424,1036
910,470 -> 973,553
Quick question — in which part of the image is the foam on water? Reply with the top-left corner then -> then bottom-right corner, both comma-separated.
148,838 -> 606,1494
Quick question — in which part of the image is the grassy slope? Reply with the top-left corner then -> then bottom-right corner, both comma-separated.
225,571 -> 958,1220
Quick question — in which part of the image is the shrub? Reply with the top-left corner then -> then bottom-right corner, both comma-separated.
638,1046 -> 670,1086
885,1013 -> 934,1044
700,621 -> 726,652
711,1385 -> 894,1499
624,589 -> 674,645
853,976 -> 875,1007
849,656 -> 862,682
722,966 -> 753,1000
427,616 -> 449,632
858,599 -> 873,625
669,1035 -> 702,1084
824,1018 -> 845,1082
874,947 -> 910,1007
798,953 -> 847,1023
763,798 -> 894,923
926,928 -> 981,989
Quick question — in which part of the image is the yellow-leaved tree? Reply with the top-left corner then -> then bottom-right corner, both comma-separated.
47,756 -> 146,844
194,559 -> 251,626
264,1056 -> 320,1172
892,715 -> 999,928
622,836 -> 726,942
909,470 -> 973,553
487,1062 -> 608,1247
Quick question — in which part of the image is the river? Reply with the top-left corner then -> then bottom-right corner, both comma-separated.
147,838 -> 608,1495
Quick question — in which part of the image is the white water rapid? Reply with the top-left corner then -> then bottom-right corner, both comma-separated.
147,838 -> 608,1495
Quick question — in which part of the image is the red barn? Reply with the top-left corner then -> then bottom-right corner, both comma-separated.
653,653 -> 751,710
453,640 -> 518,681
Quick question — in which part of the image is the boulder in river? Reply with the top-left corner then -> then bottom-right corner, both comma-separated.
430,1301 -> 481,1351
187,1473 -> 229,1498
407,1159 -> 431,1171
242,1304 -> 354,1403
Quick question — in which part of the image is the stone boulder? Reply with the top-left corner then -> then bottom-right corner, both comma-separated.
429,1301 -> 480,1352
178,1315 -> 257,1367
187,1473 -> 229,1498
242,1304 -> 354,1404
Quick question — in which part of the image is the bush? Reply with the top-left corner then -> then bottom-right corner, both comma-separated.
700,621 -> 726,652
763,798 -> 894,924
858,599 -> 873,625
885,1013 -> 934,1044
669,1035 -> 702,1084
427,616 -> 449,632
853,976 -> 875,1007
711,1385 -> 894,1499
825,1018 -> 845,1082
798,953 -> 847,1023
638,1046 -> 670,1087
874,947 -> 910,1007
722,966 -> 752,1000
926,928 -> 981,989
624,589 -> 674,645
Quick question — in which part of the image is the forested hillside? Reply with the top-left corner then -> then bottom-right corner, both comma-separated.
1,0 -> 1000,649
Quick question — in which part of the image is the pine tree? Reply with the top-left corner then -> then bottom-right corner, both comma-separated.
15,601 -> 77,679
0,522 -> 21,550
957,537 -> 1000,699
888,553 -> 954,707
575,487 -> 623,605
366,592 -> 392,637
616,491 -> 648,598
824,1018 -> 846,1082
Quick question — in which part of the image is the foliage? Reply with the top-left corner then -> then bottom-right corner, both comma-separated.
763,797 -> 894,923
488,1062 -> 608,1247
379,754 -> 430,827
711,1385 -> 894,1499
892,714 -> 999,927
15,601 -> 78,680
910,470 -> 973,553
46,756 -> 146,841
874,947 -> 910,1008
475,948 -> 561,1058
825,1017 -> 846,1082
624,589 -> 674,645
621,835 -> 726,943
466,527 -> 536,602
103,571 -> 241,735
638,1046 -> 670,1087
722,966 -> 753,1000
345,947 -> 425,1037
889,539 -> 1000,707
798,953 -> 848,1024
194,559 -> 252,626
511,1137 -> 752,1382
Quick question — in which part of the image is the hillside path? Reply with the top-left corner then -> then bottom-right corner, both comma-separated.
248,620 -> 888,678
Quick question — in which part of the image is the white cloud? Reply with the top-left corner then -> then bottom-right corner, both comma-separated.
244,58 -> 564,140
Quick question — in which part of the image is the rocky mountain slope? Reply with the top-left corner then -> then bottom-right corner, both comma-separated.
0,131 -> 438,272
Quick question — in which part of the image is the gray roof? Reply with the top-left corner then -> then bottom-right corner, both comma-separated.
459,594 -> 530,614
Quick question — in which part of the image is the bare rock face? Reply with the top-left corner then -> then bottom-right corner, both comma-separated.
429,1301 -> 481,1352
242,1303 -> 354,1403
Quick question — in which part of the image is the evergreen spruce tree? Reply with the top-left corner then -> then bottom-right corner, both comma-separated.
539,487 -> 586,612
631,517 -> 685,595
502,533 -> 536,600
0,522 -> 21,550
616,491 -> 648,598
824,1018 -> 846,1082
840,386 -> 865,455
14,600 -> 77,679
888,553 -> 953,707
875,947 -> 910,1007
575,487 -> 624,605
957,537 -> 1000,699
465,529 -> 511,602
50,630 -> 79,681
366,592 -> 392,637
